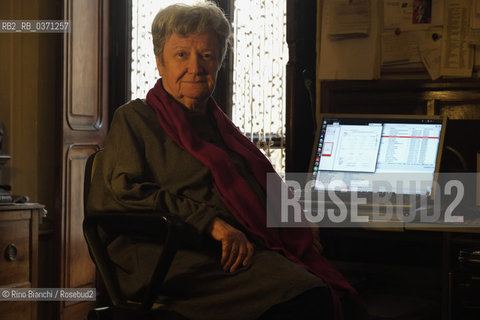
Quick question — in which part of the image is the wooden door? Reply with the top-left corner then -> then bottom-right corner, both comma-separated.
55,1 -> 109,319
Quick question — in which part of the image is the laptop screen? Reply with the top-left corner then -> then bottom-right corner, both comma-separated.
309,114 -> 447,196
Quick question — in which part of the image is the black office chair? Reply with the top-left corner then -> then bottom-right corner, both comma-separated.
83,149 -> 199,320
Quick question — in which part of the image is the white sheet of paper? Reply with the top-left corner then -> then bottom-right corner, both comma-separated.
328,0 -> 371,39
420,38 -> 443,79
440,0 -> 474,77
318,0 -> 380,80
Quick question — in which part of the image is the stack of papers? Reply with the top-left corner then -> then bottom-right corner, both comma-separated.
319,0 -> 380,80
328,0 -> 371,40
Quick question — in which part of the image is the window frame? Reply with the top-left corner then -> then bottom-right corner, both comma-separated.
108,0 -> 234,120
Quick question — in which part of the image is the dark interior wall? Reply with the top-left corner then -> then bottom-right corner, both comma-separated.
0,1 -> 63,319
286,0 -> 317,173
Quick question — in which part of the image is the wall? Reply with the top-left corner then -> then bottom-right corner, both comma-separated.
0,1 -> 61,319
0,0 -> 60,217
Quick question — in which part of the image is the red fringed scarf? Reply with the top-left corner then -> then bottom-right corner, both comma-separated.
146,79 -> 361,319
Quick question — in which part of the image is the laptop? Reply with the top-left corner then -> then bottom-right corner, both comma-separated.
301,113 -> 447,219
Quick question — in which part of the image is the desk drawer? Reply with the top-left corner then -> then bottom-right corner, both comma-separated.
0,300 -> 32,319
0,216 -> 31,285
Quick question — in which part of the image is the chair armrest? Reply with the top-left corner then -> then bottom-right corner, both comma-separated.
83,211 -> 201,312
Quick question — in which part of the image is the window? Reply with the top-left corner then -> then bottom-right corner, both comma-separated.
131,0 -> 287,175
231,0 -> 287,175
130,0 -> 200,100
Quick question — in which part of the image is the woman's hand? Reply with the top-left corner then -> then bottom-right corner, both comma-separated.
209,217 -> 254,272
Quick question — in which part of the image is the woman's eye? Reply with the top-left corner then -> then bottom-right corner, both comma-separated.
176,52 -> 186,58
202,53 -> 215,60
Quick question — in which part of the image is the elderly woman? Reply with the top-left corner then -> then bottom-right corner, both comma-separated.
87,2 -> 364,319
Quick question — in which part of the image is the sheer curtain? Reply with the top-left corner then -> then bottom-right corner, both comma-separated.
232,0 -> 287,175
131,0 -> 287,175
130,0 -> 200,100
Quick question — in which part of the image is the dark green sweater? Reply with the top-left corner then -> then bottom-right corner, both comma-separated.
87,99 -> 324,320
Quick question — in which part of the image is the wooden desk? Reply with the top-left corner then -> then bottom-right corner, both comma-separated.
320,205 -> 480,320
0,204 -> 45,320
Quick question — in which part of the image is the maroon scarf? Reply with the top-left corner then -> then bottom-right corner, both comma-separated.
146,79 -> 360,319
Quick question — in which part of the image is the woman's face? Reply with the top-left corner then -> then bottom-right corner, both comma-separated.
156,31 -> 221,112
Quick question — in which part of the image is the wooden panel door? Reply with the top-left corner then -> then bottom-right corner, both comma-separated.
55,1 -> 109,319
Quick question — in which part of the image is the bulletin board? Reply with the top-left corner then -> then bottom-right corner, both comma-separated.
317,0 -> 480,80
